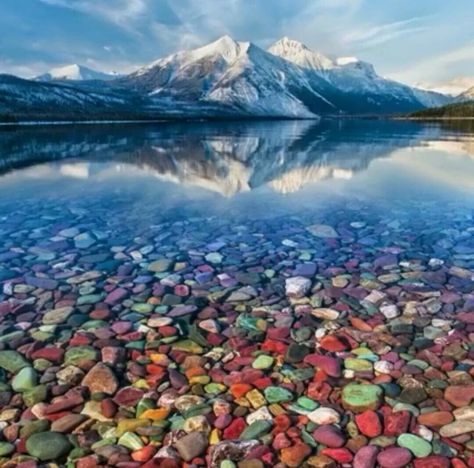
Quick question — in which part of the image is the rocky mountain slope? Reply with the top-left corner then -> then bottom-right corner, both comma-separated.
1,36 -> 456,121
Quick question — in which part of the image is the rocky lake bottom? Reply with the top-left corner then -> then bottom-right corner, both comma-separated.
0,120 -> 473,467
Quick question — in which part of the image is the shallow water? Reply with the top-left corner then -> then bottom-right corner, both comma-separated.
0,119 -> 473,466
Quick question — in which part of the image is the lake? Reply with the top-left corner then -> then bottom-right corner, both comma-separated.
0,119 -> 473,466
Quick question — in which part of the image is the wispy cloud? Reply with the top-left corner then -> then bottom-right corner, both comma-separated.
343,17 -> 428,48
39,0 -> 148,31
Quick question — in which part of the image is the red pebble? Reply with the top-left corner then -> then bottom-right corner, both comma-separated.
31,347 -> 64,362
321,448 -> 354,464
384,410 -> 411,436
413,456 -> 450,468
223,417 -> 246,439
355,410 -> 382,437
76,456 -> 100,468
319,335 -> 348,352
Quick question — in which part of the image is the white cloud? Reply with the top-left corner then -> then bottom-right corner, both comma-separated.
342,17 -> 428,48
40,0 -> 148,31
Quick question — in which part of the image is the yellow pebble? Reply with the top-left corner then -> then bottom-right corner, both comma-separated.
139,408 -> 170,421
209,428 -> 220,445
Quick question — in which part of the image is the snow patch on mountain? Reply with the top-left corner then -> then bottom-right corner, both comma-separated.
36,64 -> 119,82
268,37 -> 335,71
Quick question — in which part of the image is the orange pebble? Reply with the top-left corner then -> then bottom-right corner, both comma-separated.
185,367 -> 207,379
230,383 -> 253,398
350,316 -> 372,331
131,445 -> 156,462
140,408 -> 170,420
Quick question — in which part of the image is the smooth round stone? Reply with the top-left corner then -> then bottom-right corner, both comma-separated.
12,367 -> 37,392
312,425 -> 346,448
439,420 -> 474,437
0,442 -> 15,457
307,407 -> 341,425
377,447 -> 412,467
252,355 -> 274,369
397,433 -> 432,457
353,445 -> 379,468
342,384 -> 383,413
26,431 -> 72,461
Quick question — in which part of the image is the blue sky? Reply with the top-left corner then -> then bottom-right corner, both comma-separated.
1,0 -> 473,86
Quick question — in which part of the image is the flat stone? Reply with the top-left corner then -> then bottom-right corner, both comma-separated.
311,308 -> 340,320
26,431 -> 72,461
175,432 -> 208,462
42,306 -> 74,325
342,384 -> 383,413
286,276 -> 312,298
439,420 -> 474,438
307,407 -> 341,425
264,386 -> 293,403
377,447 -> 412,468
307,224 -> 339,238
81,362 -> 118,395
0,350 -> 30,373
397,433 -> 432,458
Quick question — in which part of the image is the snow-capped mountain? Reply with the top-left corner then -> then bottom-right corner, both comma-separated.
1,36 -> 456,122
119,35 -> 336,118
458,85 -> 474,101
35,64 -> 119,82
415,77 -> 474,96
268,37 -> 335,71
268,37 -> 451,113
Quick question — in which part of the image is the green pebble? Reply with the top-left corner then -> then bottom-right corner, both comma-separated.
76,294 -> 104,305
252,355 -> 274,369
0,442 -> 14,457
221,461 -> 237,468
297,397 -> 318,411
26,431 -> 72,461
264,386 -> 293,403
342,383 -> 383,413
20,419 -> 50,438
12,367 -> 37,392
239,420 -> 272,440
0,330 -> 25,343
132,303 -> 154,314
344,358 -> 373,371
23,385 -> 48,407
118,432 -> 144,451
397,433 -> 432,457
64,346 -> 98,365
0,350 -> 30,373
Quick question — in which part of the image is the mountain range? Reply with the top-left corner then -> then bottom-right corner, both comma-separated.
0,36 -> 469,122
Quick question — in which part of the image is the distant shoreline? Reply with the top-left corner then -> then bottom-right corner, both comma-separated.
1,115 -> 473,128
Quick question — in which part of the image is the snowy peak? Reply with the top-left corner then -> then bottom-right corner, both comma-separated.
35,64 -> 118,82
195,35 -> 248,62
459,85 -> 474,100
268,37 -> 335,71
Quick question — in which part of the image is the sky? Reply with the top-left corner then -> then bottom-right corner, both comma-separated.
1,0 -> 473,87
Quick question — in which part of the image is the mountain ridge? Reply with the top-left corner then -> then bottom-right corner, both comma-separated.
1,35 -> 458,121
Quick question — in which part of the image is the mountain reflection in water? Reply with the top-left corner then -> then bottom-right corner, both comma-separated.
0,119 -> 473,198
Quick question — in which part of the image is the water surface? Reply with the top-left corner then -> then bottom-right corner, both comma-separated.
0,119 -> 473,465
